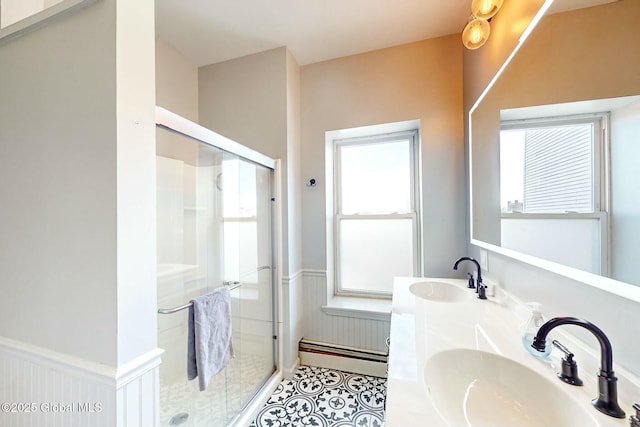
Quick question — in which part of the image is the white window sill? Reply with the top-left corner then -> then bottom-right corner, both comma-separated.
321,296 -> 391,321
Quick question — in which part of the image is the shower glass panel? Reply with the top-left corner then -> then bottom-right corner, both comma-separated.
156,125 -> 276,427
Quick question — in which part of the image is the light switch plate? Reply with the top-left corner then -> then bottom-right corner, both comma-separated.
480,249 -> 489,271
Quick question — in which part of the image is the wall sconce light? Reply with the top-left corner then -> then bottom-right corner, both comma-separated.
462,0 -> 504,50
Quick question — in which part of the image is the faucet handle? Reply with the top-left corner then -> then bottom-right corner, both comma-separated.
477,281 -> 487,300
552,340 -> 583,386
467,272 -> 475,289
630,404 -> 640,427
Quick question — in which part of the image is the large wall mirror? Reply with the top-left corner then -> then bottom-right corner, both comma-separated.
470,0 -> 640,288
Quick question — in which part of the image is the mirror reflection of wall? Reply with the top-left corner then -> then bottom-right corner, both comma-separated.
471,0 -> 640,285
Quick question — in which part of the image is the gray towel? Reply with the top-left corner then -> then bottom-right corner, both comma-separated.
187,286 -> 234,391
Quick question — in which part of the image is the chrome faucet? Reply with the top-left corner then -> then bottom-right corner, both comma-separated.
453,257 -> 486,299
531,317 -> 625,418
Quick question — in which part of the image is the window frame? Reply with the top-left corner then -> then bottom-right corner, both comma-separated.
332,130 -> 421,298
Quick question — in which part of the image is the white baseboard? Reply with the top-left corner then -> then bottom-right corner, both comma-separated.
283,356 -> 300,379
299,351 -> 387,378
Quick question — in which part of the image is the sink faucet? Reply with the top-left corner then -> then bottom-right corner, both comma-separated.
531,316 -> 625,418
453,257 -> 486,299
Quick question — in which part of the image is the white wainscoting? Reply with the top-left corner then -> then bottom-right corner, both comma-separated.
302,270 -> 391,353
0,337 -> 162,427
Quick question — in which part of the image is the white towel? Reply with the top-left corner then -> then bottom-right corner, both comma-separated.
187,286 -> 234,391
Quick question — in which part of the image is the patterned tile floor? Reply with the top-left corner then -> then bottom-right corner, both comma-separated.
160,352 -> 274,426
249,365 -> 387,427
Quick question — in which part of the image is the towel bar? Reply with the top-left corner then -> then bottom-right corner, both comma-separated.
157,283 -> 241,314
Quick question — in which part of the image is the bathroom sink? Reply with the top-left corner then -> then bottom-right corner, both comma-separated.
409,281 -> 472,302
424,349 -> 598,427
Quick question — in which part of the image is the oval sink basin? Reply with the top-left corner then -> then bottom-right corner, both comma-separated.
409,281 -> 472,302
424,349 -> 598,427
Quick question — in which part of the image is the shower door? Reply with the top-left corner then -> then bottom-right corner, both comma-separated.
156,117 -> 277,427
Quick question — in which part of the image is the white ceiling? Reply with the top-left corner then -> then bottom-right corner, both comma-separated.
154,0 -> 619,68
155,0 -> 470,67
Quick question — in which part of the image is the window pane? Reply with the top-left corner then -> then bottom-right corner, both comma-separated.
524,124 -> 593,213
222,157 -> 258,217
501,217 -> 601,274
339,139 -> 411,214
223,221 -> 258,283
339,218 -> 414,293
500,123 -> 594,213
500,130 -> 525,212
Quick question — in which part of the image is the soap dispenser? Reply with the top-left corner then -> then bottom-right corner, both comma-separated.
521,302 -> 552,358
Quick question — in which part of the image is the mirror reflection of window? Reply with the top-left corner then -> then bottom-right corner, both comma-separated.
499,114 -> 609,275
500,119 -> 603,214
0,0 -> 65,28
499,131 -> 525,213
221,156 -> 261,286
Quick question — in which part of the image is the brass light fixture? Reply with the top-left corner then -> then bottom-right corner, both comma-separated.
462,0 -> 504,50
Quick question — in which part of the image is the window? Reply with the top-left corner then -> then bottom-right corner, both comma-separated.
499,114 -> 609,274
331,129 -> 420,297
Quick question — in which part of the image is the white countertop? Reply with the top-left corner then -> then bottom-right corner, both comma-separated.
385,277 -> 640,427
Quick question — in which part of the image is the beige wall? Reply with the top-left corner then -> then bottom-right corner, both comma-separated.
156,38 -> 199,121
492,0 -> 640,108
198,47 -> 288,161
300,35 -> 466,276
0,0 -> 116,365
0,0 -> 156,367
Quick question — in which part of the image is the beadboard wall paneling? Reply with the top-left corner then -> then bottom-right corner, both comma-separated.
0,337 -> 161,427
302,271 -> 390,352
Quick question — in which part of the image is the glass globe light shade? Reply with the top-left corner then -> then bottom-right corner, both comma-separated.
462,18 -> 491,50
471,0 -> 504,19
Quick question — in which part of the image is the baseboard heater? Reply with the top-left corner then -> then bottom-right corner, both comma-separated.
298,339 -> 388,364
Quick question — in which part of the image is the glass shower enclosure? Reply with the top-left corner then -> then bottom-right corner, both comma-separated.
155,108 -> 278,427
